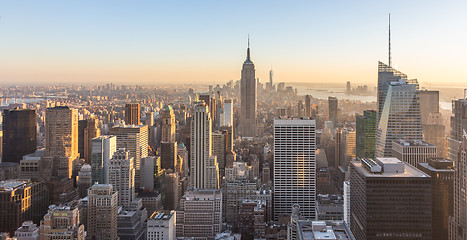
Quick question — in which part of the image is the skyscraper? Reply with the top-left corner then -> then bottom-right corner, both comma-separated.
328,97 -> 338,124
108,149 -> 135,207
222,99 -> 233,127
91,135 -> 117,184
78,118 -> 100,163
273,118 -> 316,220
2,109 -> 36,163
125,103 -> 140,125
418,158 -> 454,240
43,106 -> 79,179
189,102 -> 219,189
375,80 -> 423,157
39,202 -> 85,240
392,139 -> 437,168
240,38 -> 257,137
110,124 -> 148,189
87,184 -> 119,240
350,158 -> 432,240
305,95 -> 311,118
356,110 -> 377,158
420,90 -> 445,157
160,106 -> 176,143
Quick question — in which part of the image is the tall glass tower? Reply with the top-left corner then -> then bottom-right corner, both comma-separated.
375,80 -> 423,157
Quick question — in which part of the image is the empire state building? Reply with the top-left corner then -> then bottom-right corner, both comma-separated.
240,39 -> 257,137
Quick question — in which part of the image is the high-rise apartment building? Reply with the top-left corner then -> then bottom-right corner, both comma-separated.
350,158 -> 432,240
91,135 -> 117,184
190,102 -> 219,189
110,124 -> 148,189
2,109 -> 36,163
274,118 -> 316,220
240,39 -> 257,137
78,118 -> 100,163
328,97 -> 338,124
39,203 -> 85,240
356,110 -> 377,158
392,139 -> 437,167
176,189 -> 222,239
418,158 -> 454,240
125,103 -> 141,125
108,149 -> 135,207
0,180 -> 48,235
375,80 -> 423,157
43,106 -> 79,179
87,184 -> 119,240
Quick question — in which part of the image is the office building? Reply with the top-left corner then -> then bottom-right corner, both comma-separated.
78,118 -> 100,163
190,102 -> 219,189
343,181 -> 350,228
43,106 -> 79,179
125,103 -> 141,125
222,99 -> 233,127
176,189 -> 222,239
91,135 -> 117,184
87,184 -> 119,240
240,39 -> 257,137
392,139 -> 437,167
161,106 -> 176,143
350,158 -> 432,240
162,170 -> 179,210
305,95 -> 311,118
418,158 -> 454,240
328,97 -> 338,124
110,124 -> 148,189
0,162 -> 19,181
375,80 -> 423,157
449,129 -> 467,240
13,221 -> 39,240
377,61 -> 408,120
420,90 -> 445,157
76,164 -> 92,198
238,200 -> 266,239
2,109 -> 36,163
161,142 -> 177,171
0,180 -> 48,235
274,118 -> 316,220
38,203 -> 85,240
356,110 -> 377,158
108,149 -> 135,207
117,199 -> 146,240
448,99 -> 467,164
19,149 -> 44,181
147,211 -> 176,240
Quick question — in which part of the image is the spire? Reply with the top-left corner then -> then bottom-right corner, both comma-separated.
389,13 -> 391,67
244,35 -> 252,64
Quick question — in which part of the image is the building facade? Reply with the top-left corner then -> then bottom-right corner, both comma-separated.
2,109 -> 36,163
87,184 -> 119,240
240,40 -> 257,137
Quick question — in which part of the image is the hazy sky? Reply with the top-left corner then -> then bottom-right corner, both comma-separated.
0,1 -> 466,86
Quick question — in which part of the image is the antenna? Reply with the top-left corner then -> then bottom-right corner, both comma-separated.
389,13 -> 391,67
248,34 -> 250,49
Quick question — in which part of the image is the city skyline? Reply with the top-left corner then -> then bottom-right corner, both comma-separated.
0,1 -> 466,86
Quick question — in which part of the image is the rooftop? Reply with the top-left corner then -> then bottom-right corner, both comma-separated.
149,211 -> 175,220
353,158 -> 429,178
0,179 -> 28,191
393,139 -> 435,147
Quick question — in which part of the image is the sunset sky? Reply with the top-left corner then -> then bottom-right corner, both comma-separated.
0,1 -> 466,87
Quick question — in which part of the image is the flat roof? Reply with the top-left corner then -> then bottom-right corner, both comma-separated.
418,162 -> 455,173
352,160 -> 429,178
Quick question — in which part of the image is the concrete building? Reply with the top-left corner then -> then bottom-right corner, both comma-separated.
419,90 -> 445,157
238,200 -> 266,239
125,103 -> 141,125
0,180 -> 48,235
190,102 -> 219,189
91,135 -> 117,184
110,125 -> 148,189
14,221 -> 39,240
19,149 -> 44,181
117,200 -> 147,240
211,131 -> 227,179
0,162 -> 20,181
76,164 -> 92,198
38,203 -> 85,240
176,189 -> 222,239
147,211 -> 176,240
87,184 -> 119,240
392,139 -> 437,168
109,149 -> 135,207
350,158 -> 432,240
418,158 -> 454,240
160,106 -> 176,143
43,106 -> 79,179
274,118 -> 316,220
221,99 -> 233,127
449,130 -> 467,240
78,118 -> 100,163
343,181 -> 350,229
240,39 -> 257,137
2,109 -> 36,164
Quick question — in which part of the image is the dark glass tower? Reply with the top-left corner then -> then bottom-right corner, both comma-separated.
2,109 -> 36,163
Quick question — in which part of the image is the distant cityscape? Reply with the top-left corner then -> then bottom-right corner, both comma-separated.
0,9 -> 466,240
